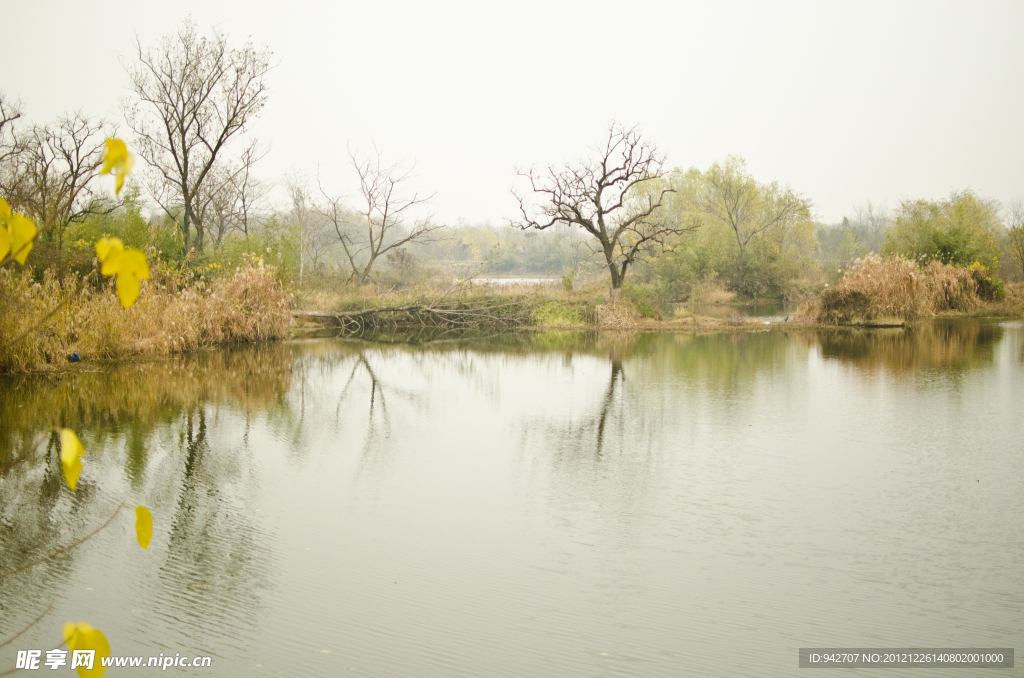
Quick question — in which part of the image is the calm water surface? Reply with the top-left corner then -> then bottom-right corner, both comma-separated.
1,321 -> 1022,676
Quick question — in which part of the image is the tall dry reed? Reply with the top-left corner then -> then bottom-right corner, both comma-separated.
0,259 -> 291,373
808,254 -> 980,325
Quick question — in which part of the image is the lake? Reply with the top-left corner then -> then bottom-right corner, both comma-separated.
1,320 -> 1022,676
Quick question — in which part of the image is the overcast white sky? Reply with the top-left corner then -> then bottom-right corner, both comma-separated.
2,0 -> 1023,225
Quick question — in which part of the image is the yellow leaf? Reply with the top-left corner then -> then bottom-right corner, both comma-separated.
100,138 -> 134,197
8,213 -> 36,264
64,622 -> 90,650
60,429 -> 85,492
0,221 -> 9,263
114,248 -> 150,308
95,237 -> 149,308
0,198 -> 37,265
64,622 -> 111,678
135,505 -> 153,550
95,237 -> 124,275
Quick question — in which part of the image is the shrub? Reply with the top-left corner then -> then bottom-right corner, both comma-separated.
814,255 -> 931,323
810,254 -> 985,325
968,262 -> 1005,301
621,283 -> 661,319
532,301 -> 593,328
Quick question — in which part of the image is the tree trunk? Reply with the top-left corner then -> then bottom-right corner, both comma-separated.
735,237 -> 746,289
605,240 -> 623,289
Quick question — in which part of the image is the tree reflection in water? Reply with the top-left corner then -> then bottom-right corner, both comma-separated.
0,320 -> 1017,674
0,343 -> 296,642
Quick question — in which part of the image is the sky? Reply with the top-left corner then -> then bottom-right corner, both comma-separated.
2,0 -> 1023,225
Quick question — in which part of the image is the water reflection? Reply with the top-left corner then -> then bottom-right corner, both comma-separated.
806,319 -> 1003,374
0,343 -> 297,659
1,321 -> 1020,677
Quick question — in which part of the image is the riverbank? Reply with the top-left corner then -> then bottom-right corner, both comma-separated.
291,279 -> 777,338
790,256 -> 1024,327
6,264 -> 1020,374
0,260 -> 291,374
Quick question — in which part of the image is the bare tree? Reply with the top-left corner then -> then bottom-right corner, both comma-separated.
0,93 -> 22,168
197,142 -> 269,248
315,150 -> 442,284
233,143 -> 271,238
286,173 -> 312,287
0,94 -> 26,208
283,173 -> 335,286
122,18 -> 271,252
10,113 -> 115,247
512,122 -> 678,290
196,165 -> 238,249
305,215 -> 336,281
851,200 -> 891,234
689,155 -> 812,288
1007,197 -> 1024,279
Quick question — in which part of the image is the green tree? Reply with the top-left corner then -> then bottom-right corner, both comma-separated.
685,156 -> 812,292
1006,198 -> 1024,279
883,190 -> 1002,269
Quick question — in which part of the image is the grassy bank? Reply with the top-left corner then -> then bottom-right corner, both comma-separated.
0,259 -> 291,374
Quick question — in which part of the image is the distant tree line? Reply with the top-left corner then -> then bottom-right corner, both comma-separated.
2,18 -> 1022,301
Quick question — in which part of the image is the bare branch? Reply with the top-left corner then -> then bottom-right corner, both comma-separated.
121,18 -> 272,252
315,149 -> 445,284
511,122 -> 681,289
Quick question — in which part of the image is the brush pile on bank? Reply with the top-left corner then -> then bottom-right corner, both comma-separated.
802,254 -> 982,325
0,258 -> 291,373
295,275 -> 608,333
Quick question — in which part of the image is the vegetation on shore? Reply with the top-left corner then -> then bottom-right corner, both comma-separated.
0,257 -> 290,373
797,255 -> 1006,325
2,17 -> 1023,373
291,276 -> 772,342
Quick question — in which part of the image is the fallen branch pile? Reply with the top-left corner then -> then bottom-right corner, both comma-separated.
294,300 -> 532,335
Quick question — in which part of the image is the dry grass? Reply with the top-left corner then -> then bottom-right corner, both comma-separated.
923,260 -> 980,313
804,254 -> 983,325
294,274 -> 607,313
688,280 -> 736,305
1001,282 -> 1024,315
0,259 -> 292,374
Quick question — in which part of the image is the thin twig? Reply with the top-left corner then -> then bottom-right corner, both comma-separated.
0,438 -> 43,476
0,502 -> 128,580
0,599 -> 55,650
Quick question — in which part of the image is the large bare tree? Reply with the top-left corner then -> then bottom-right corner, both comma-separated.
122,18 -> 271,252
315,150 -> 441,284
512,122 -> 679,290
689,155 -> 811,288
12,113 -> 115,247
